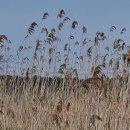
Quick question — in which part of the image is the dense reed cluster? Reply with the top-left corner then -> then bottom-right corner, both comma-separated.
0,10 -> 130,129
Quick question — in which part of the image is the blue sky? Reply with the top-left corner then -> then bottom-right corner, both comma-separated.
0,0 -> 130,45
0,0 -> 130,76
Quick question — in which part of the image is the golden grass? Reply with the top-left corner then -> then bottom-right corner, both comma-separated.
0,9 -> 130,130
0,80 -> 130,130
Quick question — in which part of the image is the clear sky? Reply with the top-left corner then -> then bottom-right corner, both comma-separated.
0,0 -> 130,45
0,0 -> 130,77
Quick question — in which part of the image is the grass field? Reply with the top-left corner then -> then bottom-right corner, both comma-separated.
0,10 -> 130,130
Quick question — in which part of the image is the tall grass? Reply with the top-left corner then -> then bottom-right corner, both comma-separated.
0,10 -> 130,130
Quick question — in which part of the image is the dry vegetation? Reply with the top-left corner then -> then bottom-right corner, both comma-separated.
0,10 -> 130,130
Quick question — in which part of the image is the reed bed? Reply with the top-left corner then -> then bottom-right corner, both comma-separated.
0,10 -> 130,130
